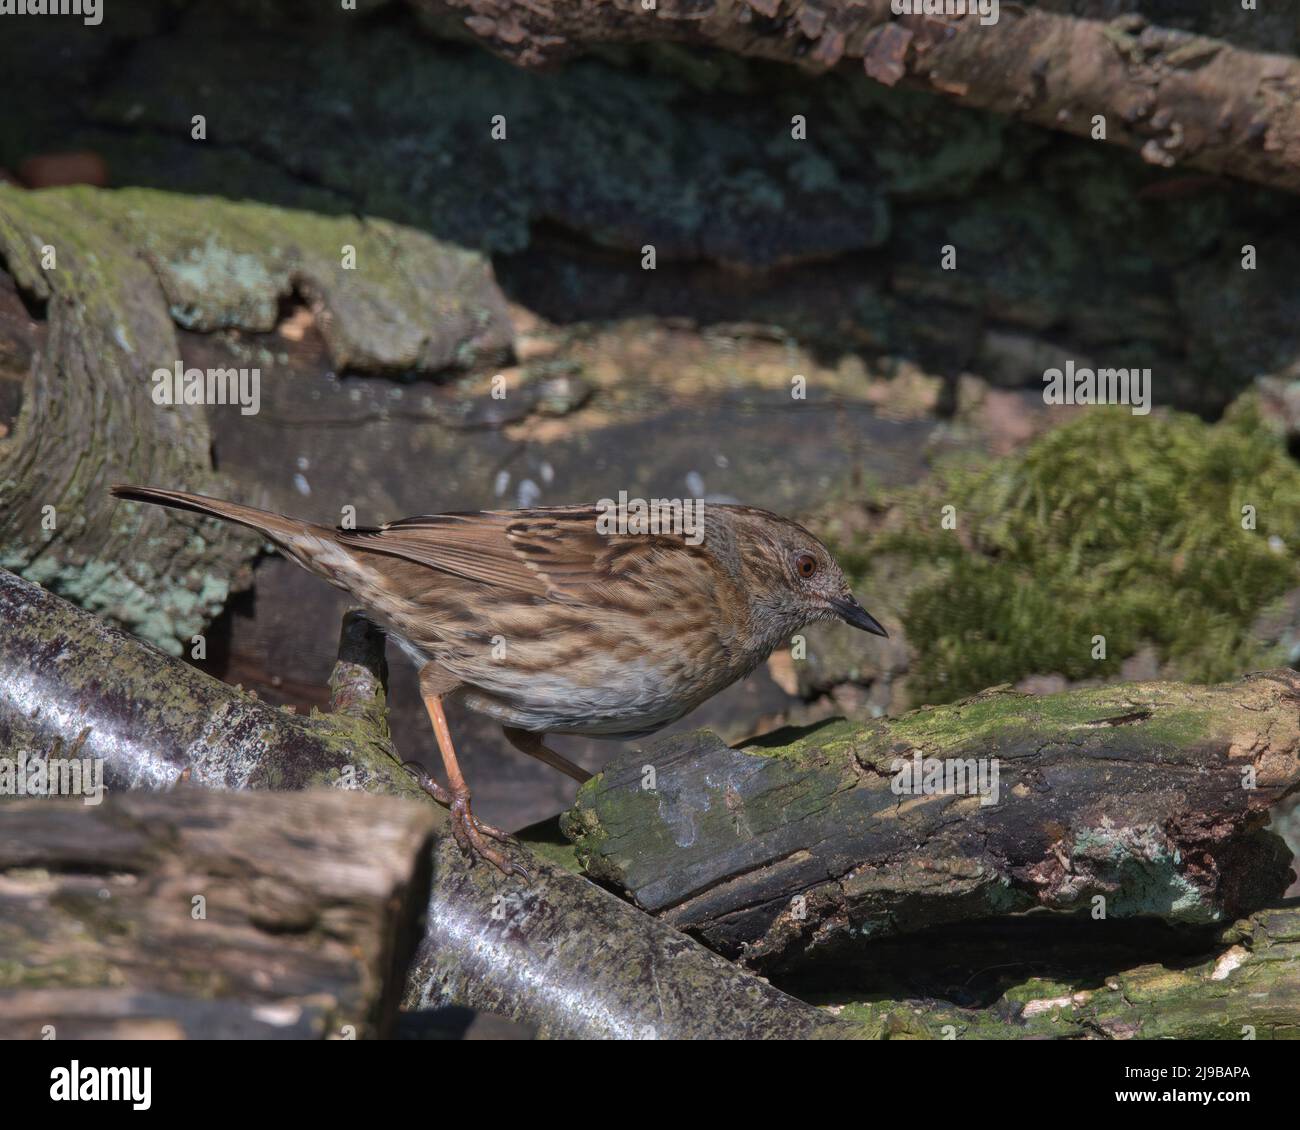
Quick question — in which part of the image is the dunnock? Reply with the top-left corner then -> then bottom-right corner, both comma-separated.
112,486 -> 888,876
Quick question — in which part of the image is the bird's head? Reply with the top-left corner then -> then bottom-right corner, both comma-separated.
728,508 -> 889,641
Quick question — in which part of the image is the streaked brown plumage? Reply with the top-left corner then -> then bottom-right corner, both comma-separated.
111,485 -> 888,876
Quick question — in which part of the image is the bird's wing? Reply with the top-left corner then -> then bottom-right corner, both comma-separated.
336,506 -> 683,599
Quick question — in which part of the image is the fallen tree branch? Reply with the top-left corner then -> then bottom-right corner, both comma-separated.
562,674 -> 1300,974
0,568 -> 863,1039
406,833 -> 861,1038
417,0 -> 1300,195
0,568 -> 424,798
0,789 -> 436,1040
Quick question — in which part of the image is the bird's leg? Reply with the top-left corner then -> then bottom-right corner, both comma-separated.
417,665 -> 528,879
503,727 -> 593,784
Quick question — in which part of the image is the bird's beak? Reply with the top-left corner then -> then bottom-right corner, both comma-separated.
830,594 -> 889,638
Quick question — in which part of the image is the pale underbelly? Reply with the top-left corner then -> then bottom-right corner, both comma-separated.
385,623 -> 748,737
458,665 -> 712,737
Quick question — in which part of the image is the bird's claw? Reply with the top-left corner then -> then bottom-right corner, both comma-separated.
449,796 -> 531,881
403,763 -> 530,880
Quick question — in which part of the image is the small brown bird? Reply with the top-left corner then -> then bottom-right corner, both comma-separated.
112,486 -> 888,876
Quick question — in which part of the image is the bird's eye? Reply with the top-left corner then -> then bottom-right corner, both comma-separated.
795,553 -> 818,579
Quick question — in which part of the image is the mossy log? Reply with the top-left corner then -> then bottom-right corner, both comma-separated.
0,568 -> 863,1039
422,0 -> 1300,195
561,673 -> 1300,974
815,903 -> 1300,1040
0,184 -> 512,654
0,789 -> 437,1040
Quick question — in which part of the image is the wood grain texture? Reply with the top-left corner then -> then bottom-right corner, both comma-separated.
0,788 -> 437,1039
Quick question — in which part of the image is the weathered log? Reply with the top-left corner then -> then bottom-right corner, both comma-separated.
419,0 -> 1300,195
0,184 -> 512,654
561,673 -> 1300,973
0,193 -> 255,650
0,566 -> 426,798
0,788 -> 437,1039
0,568 -> 865,1039
406,831 -> 863,1039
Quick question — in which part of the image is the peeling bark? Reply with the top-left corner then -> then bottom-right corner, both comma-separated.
418,0 -> 1300,194
562,673 -> 1300,973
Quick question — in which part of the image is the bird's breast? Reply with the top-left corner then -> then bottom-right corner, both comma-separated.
453,633 -> 755,737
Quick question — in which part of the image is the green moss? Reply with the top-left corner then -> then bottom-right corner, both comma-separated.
740,716 -> 861,761
822,906 -> 1300,1040
515,816 -> 585,875
112,186 -> 512,371
856,406 -> 1300,704
886,683 -> 1217,753
297,713 -> 431,803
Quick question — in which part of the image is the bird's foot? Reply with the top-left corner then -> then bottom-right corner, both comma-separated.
448,793 -> 530,880
403,762 -> 529,880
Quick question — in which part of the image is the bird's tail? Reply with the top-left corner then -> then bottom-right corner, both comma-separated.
110,484 -> 347,580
